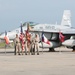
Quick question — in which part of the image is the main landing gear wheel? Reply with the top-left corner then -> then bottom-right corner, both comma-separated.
49,48 -> 55,52
72,46 -> 75,52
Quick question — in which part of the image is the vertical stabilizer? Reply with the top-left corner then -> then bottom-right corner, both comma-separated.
61,10 -> 71,27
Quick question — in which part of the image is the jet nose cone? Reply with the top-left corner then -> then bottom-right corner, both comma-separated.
0,36 -> 2,39
62,41 -> 67,46
0,35 -> 4,39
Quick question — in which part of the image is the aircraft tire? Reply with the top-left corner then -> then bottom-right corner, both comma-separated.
49,48 -> 55,52
72,46 -> 75,52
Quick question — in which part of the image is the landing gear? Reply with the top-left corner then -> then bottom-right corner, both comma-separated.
49,48 -> 55,52
72,46 -> 75,52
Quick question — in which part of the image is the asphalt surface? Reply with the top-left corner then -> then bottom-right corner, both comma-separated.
0,47 -> 75,75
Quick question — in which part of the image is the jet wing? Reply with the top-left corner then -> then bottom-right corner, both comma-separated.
62,29 -> 75,35
29,30 -> 59,34
29,30 -> 59,41
29,28 -> 75,35
29,28 -> 75,41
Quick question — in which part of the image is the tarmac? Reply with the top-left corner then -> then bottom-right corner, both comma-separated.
0,47 -> 75,75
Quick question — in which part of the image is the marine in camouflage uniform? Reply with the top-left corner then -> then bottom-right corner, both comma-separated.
31,37 -> 35,55
14,34 -> 21,55
34,34 -> 39,55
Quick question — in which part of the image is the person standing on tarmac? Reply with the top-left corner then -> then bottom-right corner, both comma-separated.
19,33 -> 26,55
34,34 -> 39,55
31,36 -> 35,55
27,34 -> 31,55
24,34 -> 28,55
14,34 -> 21,55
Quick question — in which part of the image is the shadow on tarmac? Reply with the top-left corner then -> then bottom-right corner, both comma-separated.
0,50 -> 73,54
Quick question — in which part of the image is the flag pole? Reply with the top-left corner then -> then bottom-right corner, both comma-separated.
5,44 -> 6,55
42,42 -> 43,54
41,31 -> 43,54
4,31 -> 7,55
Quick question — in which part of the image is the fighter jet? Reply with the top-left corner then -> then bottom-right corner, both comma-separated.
29,10 -> 75,52
1,10 -> 75,52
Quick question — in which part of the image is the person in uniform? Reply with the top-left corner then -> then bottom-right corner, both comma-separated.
31,36 -> 35,55
23,34 -> 28,55
14,34 -> 21,55
27,34 -> 31,55
24,38 -> 28,55
24,30 -> 29,55
34,34 -> 39,55
19,33 -> 24,55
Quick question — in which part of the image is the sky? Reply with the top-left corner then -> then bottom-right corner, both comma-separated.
0,0 -> 75,32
